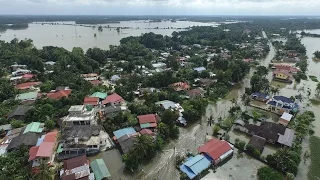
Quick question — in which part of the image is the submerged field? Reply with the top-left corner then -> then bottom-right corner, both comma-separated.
308,136 -> 320,180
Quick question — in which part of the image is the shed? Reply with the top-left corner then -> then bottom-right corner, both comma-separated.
179,155 -> 211,179
279,112 -> 293,126
90,159 -> 111,180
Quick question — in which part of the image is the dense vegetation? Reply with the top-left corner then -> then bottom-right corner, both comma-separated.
308,136 -> 320,180
257,166 -> 284,180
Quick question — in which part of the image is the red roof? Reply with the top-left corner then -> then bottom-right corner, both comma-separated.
47,90 -> 72,100
36,142 -> 55,158
198,138 -> 232,161
44,131 -> 58,142
81,73 -> 98,77
63,155 -> 88,170
15,81 -> 42,90
22,73 -> 35,79
89,80 -> 103,86
171,82 -> 190,91
29,146 -> 39,161
275,64 -> 300,73
140,129 -> 155,135
102,93 -> 124,104
83,96 -> 99,106
137,114 -> 157,124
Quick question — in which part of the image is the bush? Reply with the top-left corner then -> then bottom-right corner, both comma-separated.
257,166 -> 284,180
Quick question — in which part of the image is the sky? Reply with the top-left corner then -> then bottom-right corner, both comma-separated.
0,0 -> 320,16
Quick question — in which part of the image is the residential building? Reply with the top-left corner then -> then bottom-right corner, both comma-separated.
90,92 -> 107,100
11,64 -> 27,71
155,100 -> 184,114
287,50 -> 298,57
102,93 -> 124,106
6,132 -> 40,152
0,124 -> 11,134
251,92 -> 270,102
110,75 -> 121,82
273,64 -> 300,74
198,138 -> 234,165
59,155 -> 93,180
244,122 -> 295,147
197,78 -> 216,87
28,131 -> 58,168
267,95 -> 299,114
152,62 -> 166,69
62,105 -> 97,126
113,127 -> 137,140
170,82 -> 190,92
193,67 -> 206,73
81,73 -> 99,81
90,159 -> 112,180
0,127 -> 23,155
279,112 -> 293,126
179,154 -> 211,180
46,89 -> 72,100
7,105 -> 32,120
247,135 -> 266,153
89,80 -> 103,86
23,122 -> 44,134
101,106 -> 127,119
160,52 -> 170,58
138,114 -> 159,129
233,119 -> 246,132
57,125 -> 113,160
22,73 -> 35,80
117,134 -> 136,153
15,81 -> 42,90
12,68 -> 31,76
139,129 -> 155,136
273,70 -> 293,83
83,97 -> 99,106
187,88 -> 205,98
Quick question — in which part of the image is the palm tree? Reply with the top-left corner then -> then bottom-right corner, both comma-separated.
133,135 -> 154,158
33,160 -> 52,180
241,94 -> 251,110
270,86 -> 280,96
207,115 -> 214,127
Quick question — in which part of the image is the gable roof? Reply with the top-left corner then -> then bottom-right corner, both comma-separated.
90,159 -> 111,180
90,92 -> 107,99
102,93 -> 124,104
44,131 -> 58,142
89,80 -> 103,86
187,88 -> 204,98
272,96 -> 294,104
83,96 -> 99,106
278,128 -> 295,147
23,122 -> 43,134
117,134 -> 136,153
7,105 -> 32,119
22,73 -> 34,79
113,127 -> 136,139
15,91 -> 38,101
47,90 -> 72,100
170,82 -> 190,91
179,155 -> 211,179
139,129 -> 155,136
198,138 -> 232,161
63,155 -> 88,170
251,92 -> 269,99
280,112 -> 293,122
15,82 -> 42,90
7,132 -> 39,151
137,114 -> 157,124
245,122 -> 286,142
155,100 -> 176,109
248,135 -> 266,152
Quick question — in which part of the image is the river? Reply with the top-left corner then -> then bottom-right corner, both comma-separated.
0,20 -> 218,51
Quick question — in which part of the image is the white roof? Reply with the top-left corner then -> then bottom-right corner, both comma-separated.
280,112 -> 293,122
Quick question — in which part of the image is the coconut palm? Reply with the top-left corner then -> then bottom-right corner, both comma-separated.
270,86 -> 280,95
33,160 -> 52,180
207,115 -> 214,127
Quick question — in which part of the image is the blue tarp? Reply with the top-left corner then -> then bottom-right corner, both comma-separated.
179,155 -> 211,179
113,127 -> 136,139
36,135 -> 45,146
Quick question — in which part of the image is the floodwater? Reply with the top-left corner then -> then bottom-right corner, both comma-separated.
0,20 -> 218,51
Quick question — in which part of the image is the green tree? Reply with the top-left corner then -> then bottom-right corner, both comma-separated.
257,166 -> 284,180
213,125 -> 221,135
45,119 -> 55,131
33,160 -> 53,180
10,119 -> 25,128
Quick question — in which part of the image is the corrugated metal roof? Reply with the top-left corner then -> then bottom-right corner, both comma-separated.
90,159 -> 111,180
36,142 -> 54,158
90,92 -> 107,99
180,155 -> 211,179
198,138 -> 232,161
15,91 -> 38,101
113,127 -> 136,139
23,122 -> 42,134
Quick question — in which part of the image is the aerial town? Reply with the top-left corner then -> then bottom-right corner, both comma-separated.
0,15 -> 320,180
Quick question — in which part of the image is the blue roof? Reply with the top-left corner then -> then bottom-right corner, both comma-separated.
252,92 -> 269,99
36,135 -> 45,146
113,127 -> 136,139
193,67 -> 206,72
273,96 -> 294,103
179,155 -> 211,179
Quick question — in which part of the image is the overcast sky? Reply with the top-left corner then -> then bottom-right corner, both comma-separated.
0,0 -> 319,16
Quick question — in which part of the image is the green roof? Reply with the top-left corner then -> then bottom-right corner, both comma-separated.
23,122 -> 42,134
15,91 -> 38,101
90,159 -> 111,180
57,143 -> 63,153
90,92 -> 107,99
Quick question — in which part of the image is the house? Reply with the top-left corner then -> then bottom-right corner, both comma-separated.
12,68 -> 31,76
110,75 -> 121,82
179,154 -> 211,179
59,155 -> 92,180
273,64 -> 300,74
187,88 -> 205,98
243,58 -> 254,63
193,67 -> 206,73
251,92 -> 270,102
46,89 -> 72,100
170,82 -> 190,92
247,135 -> 266,153
197,78 -> 216,87
89,80 -> 103,86
11,64 -> 27,71
278,112 -> 293,126
101,106 -> 125,119
138,114 -> 159,129
44,61 -> 56,66
233,119 -> 246,132
23,122 -> 44,134
0,127 -> 23,155
83,97 -> 99,106
117,134 -> 136,153
152,62 -> 166,69
28,131 -> 58,168
15,91 -> 39,103
22,73 -> 35,80
90,159 -> 112,180
57,125 -> 113,160
139,129 -> 155,136
198,138 -> 234,165
160,52 -> 170,58
113,127 -> 137,140
7,105 -> 32,120
287,50 -> 298,57
62,105 -> 97,126
6,132 -> 40,152
15,81 -> 42,90
155,100 -> 184,113
102,93 -> 124,106
267,95 -> 299,114
81,73 -> 99,81
244,122 -> 295,147
90,92 -> 107,100
138,87 -> 158,96
273,70 -> 293,83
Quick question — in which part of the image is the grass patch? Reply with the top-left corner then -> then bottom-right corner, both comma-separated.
309,75 -> 319,82
308,136 -> 320,180
309,99 -> 320,105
